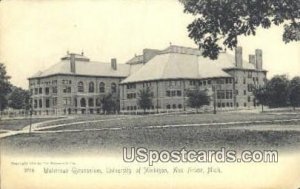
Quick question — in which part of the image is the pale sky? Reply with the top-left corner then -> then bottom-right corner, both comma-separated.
0,0 -> 299,89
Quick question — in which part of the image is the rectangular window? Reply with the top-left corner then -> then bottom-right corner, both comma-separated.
39,88 -> 42,94
63,86 -> 71,93
217,90 -> 225,99
63,97 -> 71,105
177,90 -> 182,96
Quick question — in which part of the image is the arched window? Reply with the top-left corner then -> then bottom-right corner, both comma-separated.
96,98 -> 101,106
89,82 -> 94,93
88,98 -> 94,107
80,98 -> 86,107
99,82 -> 105,93
111,83 -> 117,93
78,81 -> 84,92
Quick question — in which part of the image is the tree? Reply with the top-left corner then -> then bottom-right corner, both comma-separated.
100,93 -> 119,114
266,75 -> 290,108
137,87 -> 153,114
8,87 -> 31,110
187,89 -> 210,113
0,63 -> 11,110
253,86 -> 269,112
289,76 -> 300,110
180,0 -> 300,59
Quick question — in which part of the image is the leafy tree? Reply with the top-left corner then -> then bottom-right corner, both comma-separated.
137,87 -> 153,114
289,76 -> 300,110
253,86 -> 269,112
100,93 -> 119,114
266,75 -> 290,108
180,0 -> 300,59
0,63 -> 11,110
187,89 -> 210,113
8,87 -> 31,110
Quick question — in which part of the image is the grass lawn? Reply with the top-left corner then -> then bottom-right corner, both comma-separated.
39,112 -> 300,131
0,118 -> 62,131
2,123 -> 300,156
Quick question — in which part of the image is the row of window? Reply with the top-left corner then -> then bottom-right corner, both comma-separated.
216,90 -> 233,99
166,90 -> 182,97
78,82 -> 117,93
127,93 -> 136,99
30,80 -> 58,86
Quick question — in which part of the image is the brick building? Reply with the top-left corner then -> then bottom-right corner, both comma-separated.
119,45 -> 267,113
28,45 -> 267,115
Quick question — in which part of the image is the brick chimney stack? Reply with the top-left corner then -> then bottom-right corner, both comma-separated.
70,53 -> 76,73
235,46 -> 243,68
255,49 -> 263,70
111,58 -> 117,70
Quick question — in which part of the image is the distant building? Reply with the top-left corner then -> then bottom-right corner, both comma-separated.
28,45 -> 267,115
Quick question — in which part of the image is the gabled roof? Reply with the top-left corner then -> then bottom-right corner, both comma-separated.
121,52 -> 256,84
29,60 -> 131,79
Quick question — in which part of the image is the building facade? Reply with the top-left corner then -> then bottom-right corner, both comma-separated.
119,45 -> 267,113
28,45 -> 267,115
28,53 -> 132,115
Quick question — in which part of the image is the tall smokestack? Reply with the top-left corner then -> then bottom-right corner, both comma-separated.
255,49 -> 262,70
70,53 -> 76,73
249,54 -> 256,65
235,46 -> 243,68
111,58 -> 117,70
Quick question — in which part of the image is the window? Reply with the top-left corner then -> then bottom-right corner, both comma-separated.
235,90 -> 239,95
53,98 -> 57,106
172,104 -> 177,109
63,86 -> 71,93
88,98 -> 94,107
166,91 -> 171,97
178,104 -> 182,109
99,82 -> 105,93
89,82 -> 95,93
177,90 -> 182,96
243,78 -> 246,84
203,80 -> 207,86
248,96 -> 251,102
244,102 -> 247,107
236,103 -> 239,107
39,88 -> 42,94
34,88 -> 38,95
46,99 -> 50,108
244,90 -> 247,95
225,90 -> 233,99
78,81 -> 84,92
52,87 -> 57,94
34,100 -> 37,108
63,97 -> 71,105
111,83 -> 117,93
127,93 -> 136,99
207,80 -> 211,85
235,78 -> 238,84
217,90 -> 225,99
166,104 -> 171,109
80,98 -> 86,107
127,83 -> 136,89
39,99 -> 42,108
96,98 -> 101,106
171,91 -> 176,96
45,88 -> 49,95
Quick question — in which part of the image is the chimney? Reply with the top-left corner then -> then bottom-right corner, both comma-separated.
111,58 -> 117,70
70,53 -> 76,73
255,49 -> 263,70
249,54 -> 256,65
235,46 -> 243,68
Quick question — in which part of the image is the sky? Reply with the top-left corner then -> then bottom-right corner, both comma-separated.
0,0 -> 299,89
